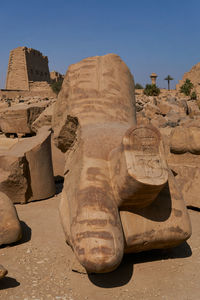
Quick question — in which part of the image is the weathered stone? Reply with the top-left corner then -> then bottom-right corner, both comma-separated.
54,54 -> 137,273
0,192 -> 22,245
109,125 -> 168,210
0,127 -> 55,203
176,62 -> 200,95
0,104 -> 46,135
6,46 -> 51,92
168,125 -> 200,207
170,126 -> 200,154
150,114 -> 167,128
121,170 -> 191,252
31,103 -> 55,133
51,134 -> 65,177
0,264 -> 8,279
187,100 -> 200,117
53,54 -> 191,273
165,111 -> 181,127
144,103 -> 160,119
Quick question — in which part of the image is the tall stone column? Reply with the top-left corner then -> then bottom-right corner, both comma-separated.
150,72 -> 158,85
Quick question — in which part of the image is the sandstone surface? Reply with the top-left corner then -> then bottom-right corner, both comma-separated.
176,62 -> 200,95
0,264 -> 8,279
52,54 -> 191,273
0,103 -> 47,135
0,192 -> 22,245
0,127 -> 55,203
167,126 -> 200,207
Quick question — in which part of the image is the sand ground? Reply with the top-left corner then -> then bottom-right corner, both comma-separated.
0,183 -> 199,300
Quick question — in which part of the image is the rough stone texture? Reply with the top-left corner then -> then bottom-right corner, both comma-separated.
6,47 -> 51,91
50,71 -> 64,82
0,127 -> 55,203
121,170 -> 191,253
176,62 -> 200,95
0,264 -> 8,279
167,126 -> 200,207
31,103 -> 55,133
135,89 -> 200,209
51,134 -> 65,177
0,103 -> 47,135
0,192 -> 22,245
52,54 -> 191,273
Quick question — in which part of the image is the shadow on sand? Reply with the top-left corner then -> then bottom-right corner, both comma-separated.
0,277 -> 20,290
88,241 -> 192,288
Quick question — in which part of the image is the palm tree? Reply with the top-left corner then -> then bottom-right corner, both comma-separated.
165,75 -> 173,90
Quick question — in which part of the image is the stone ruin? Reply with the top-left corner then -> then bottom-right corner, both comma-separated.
6,47 -> 51,91
0,46 -> 61,98
1,52 -> 200,277
176,62 -> 200,95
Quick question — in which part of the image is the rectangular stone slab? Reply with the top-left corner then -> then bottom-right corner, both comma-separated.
0,104 -> 46,134
120,170 -> 192,253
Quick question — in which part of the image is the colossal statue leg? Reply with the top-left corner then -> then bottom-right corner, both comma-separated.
52,54 -> 191,273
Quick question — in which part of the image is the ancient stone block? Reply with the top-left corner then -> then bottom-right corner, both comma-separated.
31,103 -> 55,133
0,128 -> 55,203
0,264 -> 8,279
170,126 -> 200,154
0,104 -> 46,135
121,170 -> 191,253
0,192 -> 22,245
167,126 -> 200,207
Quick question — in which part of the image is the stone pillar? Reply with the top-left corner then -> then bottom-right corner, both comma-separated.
150,73 -> 158,85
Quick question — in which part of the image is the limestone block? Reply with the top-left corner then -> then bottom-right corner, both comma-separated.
150,114 -> 167,128
144,103 -> 160,119
157,100 -> 181,116
0,192 -> 22,245
0,127 -> 55,203
121,170 -> 192,253
0,153 -> 28,204
170,126 -> 200,154
0,103 -> 46,135
166,125 -> 200,207
187,100 -> 200,117
0,265 -> 8,279
31,103 -> 55,133
51,134 -> 65,177
53,54 -> 191,274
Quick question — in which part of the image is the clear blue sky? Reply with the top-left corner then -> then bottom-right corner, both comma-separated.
0,0 -> 200,89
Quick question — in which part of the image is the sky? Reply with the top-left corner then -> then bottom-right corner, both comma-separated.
0,0 -> 200,89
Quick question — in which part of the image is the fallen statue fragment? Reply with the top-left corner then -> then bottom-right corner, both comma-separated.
52,54 -> 192,273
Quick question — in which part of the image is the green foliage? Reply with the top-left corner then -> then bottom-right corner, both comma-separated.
143,84 -> 160,96
191,91 -> 197,100
51,79 -> 63,95
135,83 -> 143,89
180,79 -> 193,96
